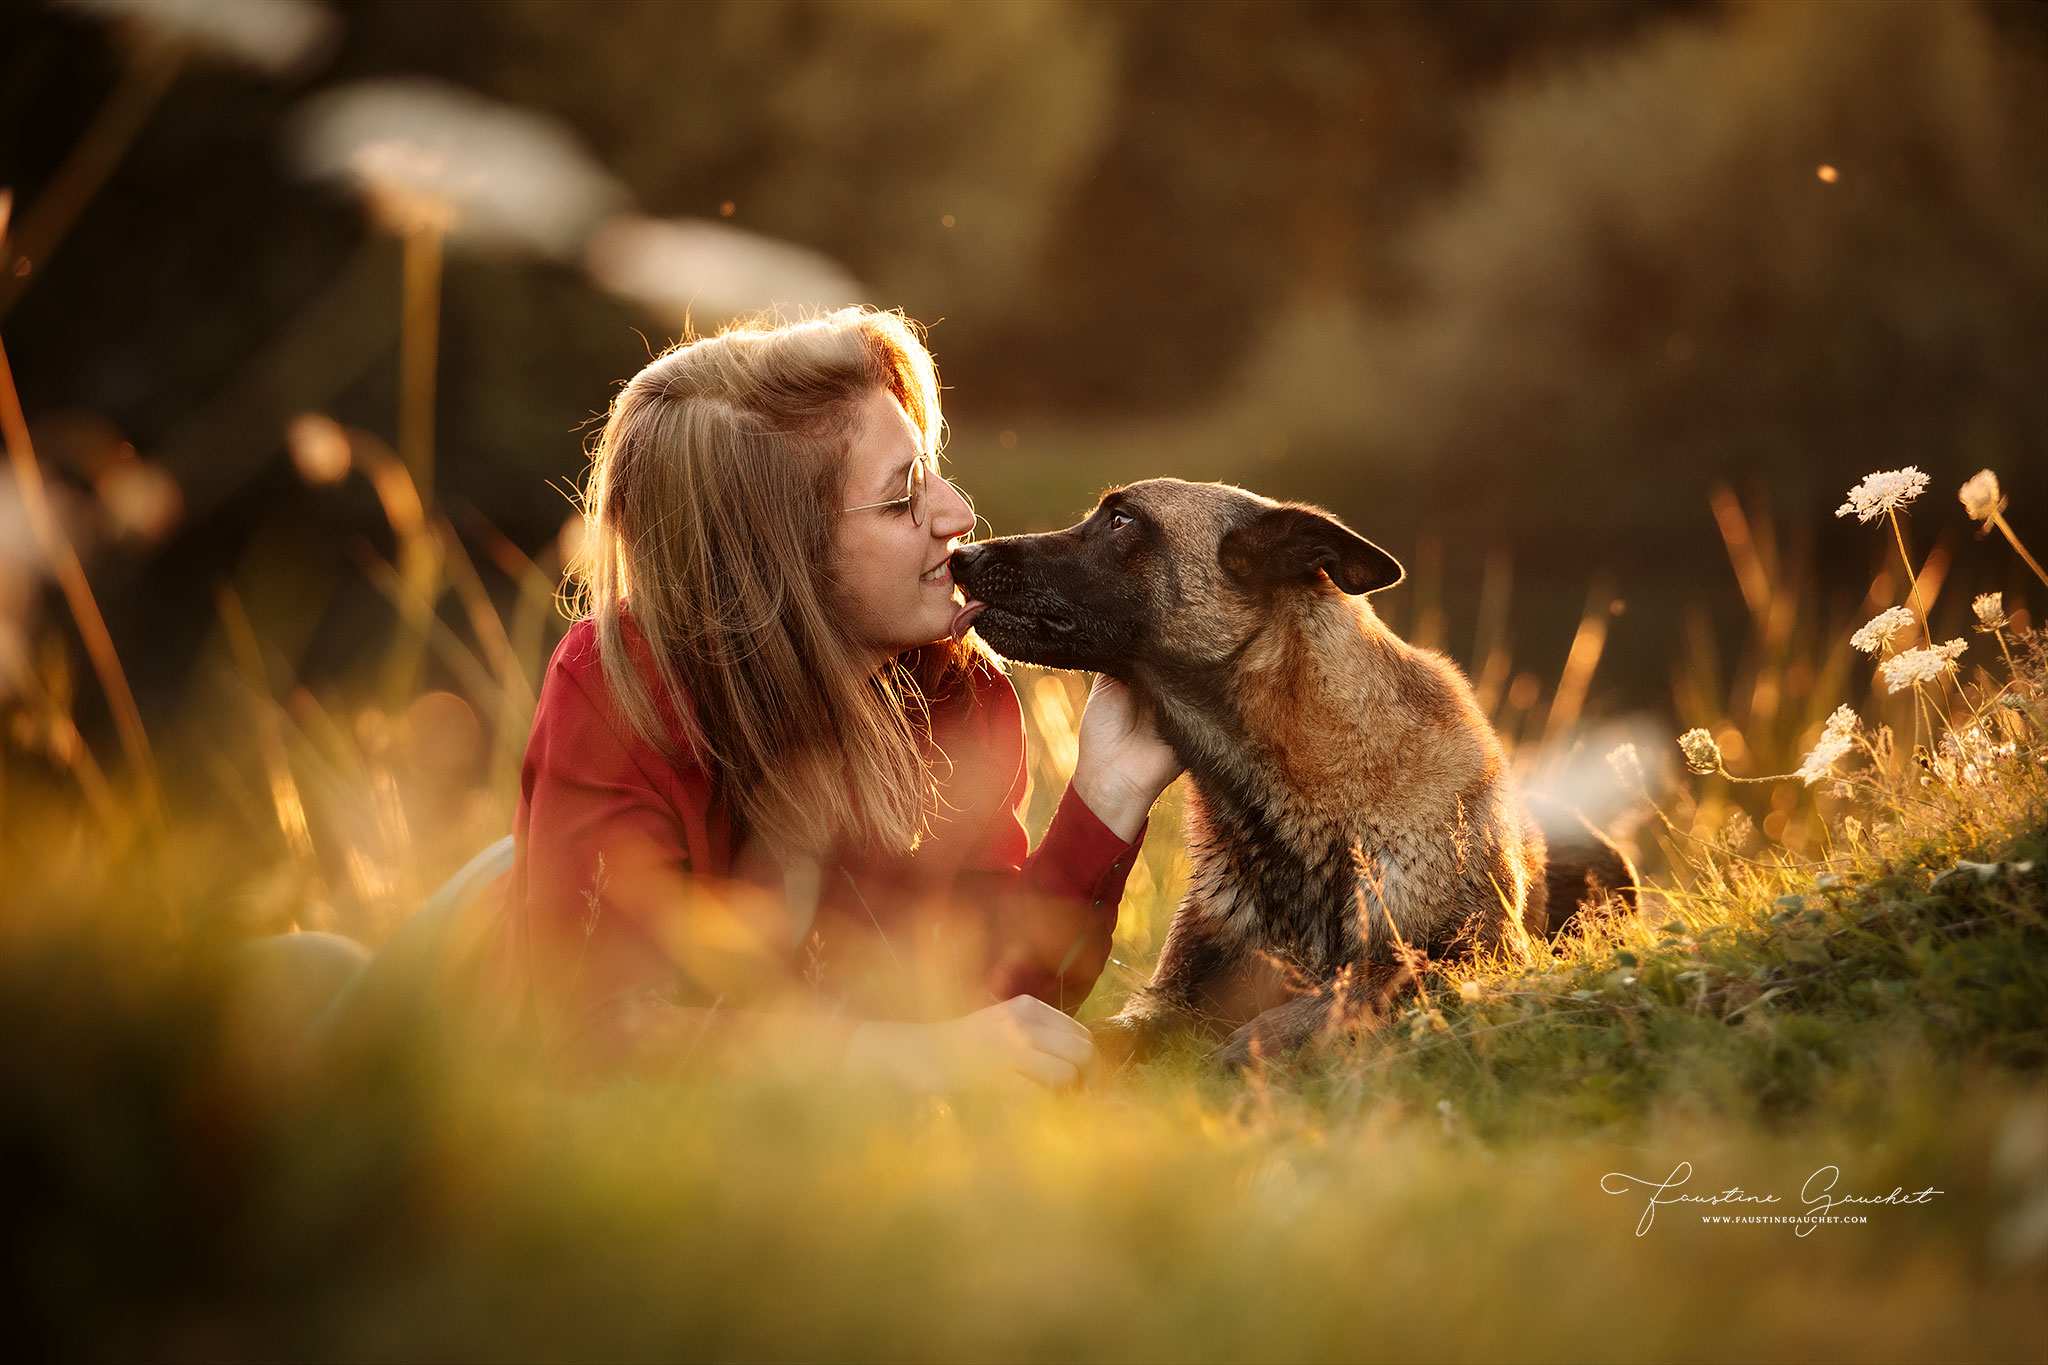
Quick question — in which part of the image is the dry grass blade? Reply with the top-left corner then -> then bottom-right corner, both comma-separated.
216,585 -> 316,862
1539,578 -> 1610,751
0,40 -> 182,319
0,333 -> 161,826
348,540 -> 504,724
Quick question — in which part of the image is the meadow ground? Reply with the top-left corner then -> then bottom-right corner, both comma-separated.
4,462 -> 2046,1361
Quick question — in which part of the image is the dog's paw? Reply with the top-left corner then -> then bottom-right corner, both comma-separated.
1206,1023 -> 1268,1074
1088,1015 -> 1154,1069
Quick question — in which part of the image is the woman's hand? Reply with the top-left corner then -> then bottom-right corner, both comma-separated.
844,995 -> 1095,1092
1069,674 -> 1183,842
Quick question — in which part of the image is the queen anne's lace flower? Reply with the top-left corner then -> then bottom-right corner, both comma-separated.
1850,606 -> 1915,655
1795,705 -> 1860,786
1836,467 -> 1929,523
1958,469 -> 2003,523
1878,638 -> 1966,693
1677,728 -> 1722,775
1606,742 -> 1644,792
1973,593 -> 2007,630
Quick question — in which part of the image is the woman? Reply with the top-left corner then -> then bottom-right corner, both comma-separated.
495,308 -> 1181,1087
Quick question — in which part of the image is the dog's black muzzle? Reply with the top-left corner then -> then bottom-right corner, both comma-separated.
950,537 -> 1126,674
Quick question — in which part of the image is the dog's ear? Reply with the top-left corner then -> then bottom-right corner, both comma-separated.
1219,505 -> 1404,596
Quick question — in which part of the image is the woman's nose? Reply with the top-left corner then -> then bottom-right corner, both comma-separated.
928,471 -> 974,538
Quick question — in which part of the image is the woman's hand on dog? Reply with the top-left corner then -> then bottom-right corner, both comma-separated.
1070,674 -> 1183,841
844,995 -> 1096,1092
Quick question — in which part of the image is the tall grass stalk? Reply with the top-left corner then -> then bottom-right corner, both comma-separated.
0,331 -> 161,826
380,221 -> 448,709
0,37 -> 181,318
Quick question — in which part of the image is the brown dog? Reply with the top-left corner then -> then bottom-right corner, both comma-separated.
949,479 -> 1634,1069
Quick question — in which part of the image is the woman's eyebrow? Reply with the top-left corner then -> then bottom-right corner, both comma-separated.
872,454 -> 915,501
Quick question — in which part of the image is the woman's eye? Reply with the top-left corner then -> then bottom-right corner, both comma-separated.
1109,511 -> 1132,531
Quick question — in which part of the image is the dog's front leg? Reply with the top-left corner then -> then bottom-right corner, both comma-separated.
1090,992 -> 1203,1066
1207,957 -> 1418,1073
1093,899 -> 1245,1065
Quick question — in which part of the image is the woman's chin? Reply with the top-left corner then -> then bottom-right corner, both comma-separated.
874,620 -> 963,664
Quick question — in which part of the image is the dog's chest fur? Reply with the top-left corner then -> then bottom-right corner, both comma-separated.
1146,593 -> 1534,971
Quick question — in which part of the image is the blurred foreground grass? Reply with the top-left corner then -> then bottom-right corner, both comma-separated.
6,696 -> 2046,1360
5,463 -> 2048,1359
5,826 -> 2046,1360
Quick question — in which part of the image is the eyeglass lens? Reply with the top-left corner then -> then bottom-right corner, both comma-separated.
909,455 -> 927,527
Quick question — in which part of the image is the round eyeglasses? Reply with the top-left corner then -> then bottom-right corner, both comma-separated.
842,454 -> 932,527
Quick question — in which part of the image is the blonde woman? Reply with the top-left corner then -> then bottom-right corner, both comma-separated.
489,309 -> 1181,1086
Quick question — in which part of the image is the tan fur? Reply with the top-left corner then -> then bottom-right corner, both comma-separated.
948,478 -> 1633,1070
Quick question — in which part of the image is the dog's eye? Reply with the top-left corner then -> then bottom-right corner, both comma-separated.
1109,511 -> 1133,531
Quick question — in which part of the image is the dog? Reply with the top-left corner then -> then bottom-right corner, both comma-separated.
949,479 -> 1635,1070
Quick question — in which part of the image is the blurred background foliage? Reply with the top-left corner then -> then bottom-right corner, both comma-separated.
3,0 -> 2047,819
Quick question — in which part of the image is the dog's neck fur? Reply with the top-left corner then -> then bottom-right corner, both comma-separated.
1138,582 -> 1511,968
1144,586 -> 1479,826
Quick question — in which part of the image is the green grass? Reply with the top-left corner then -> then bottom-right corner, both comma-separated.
5,664 -> 2047,1359
6,462 -> 2048,1358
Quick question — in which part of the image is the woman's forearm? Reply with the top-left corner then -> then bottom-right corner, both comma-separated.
552,991 -> 859,1080
1067,762 -> 1159,843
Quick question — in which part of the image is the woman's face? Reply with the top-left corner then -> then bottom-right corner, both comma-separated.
831,386 -> 976,667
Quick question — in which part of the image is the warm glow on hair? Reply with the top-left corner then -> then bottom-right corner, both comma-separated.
569,308 -> 979,861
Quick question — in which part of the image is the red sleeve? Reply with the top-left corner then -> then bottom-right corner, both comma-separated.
967,671 -> 1147,1013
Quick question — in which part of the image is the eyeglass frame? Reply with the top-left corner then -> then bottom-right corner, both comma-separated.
841,452 -> 935,527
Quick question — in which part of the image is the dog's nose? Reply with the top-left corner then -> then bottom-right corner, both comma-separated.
949,542 -> 983,579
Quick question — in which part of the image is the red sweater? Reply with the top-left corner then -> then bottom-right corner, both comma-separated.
496,618 -> 1143,1058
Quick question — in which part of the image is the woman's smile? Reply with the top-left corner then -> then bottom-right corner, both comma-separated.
832,387 -> 978,664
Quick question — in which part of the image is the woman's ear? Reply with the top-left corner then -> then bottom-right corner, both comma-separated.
1219,504 -> 1404,596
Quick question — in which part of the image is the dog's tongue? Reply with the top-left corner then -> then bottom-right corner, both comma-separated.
949,600 -> 986,642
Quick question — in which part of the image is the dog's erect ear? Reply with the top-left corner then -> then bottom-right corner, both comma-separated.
1219,505 -> 1404,596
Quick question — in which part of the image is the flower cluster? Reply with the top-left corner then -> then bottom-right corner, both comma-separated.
1878,639 -> 1966,694
1794,705 -> 1861,786
1958,469 -> 2003,523
1605,742 -> 1645,792
1850,606 -> 1915,655
1677,728 -> 1722,775
1835,467 -> 1929,523
1669,464 -> 2034,853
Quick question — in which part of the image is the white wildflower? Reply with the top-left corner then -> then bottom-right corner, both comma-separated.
1606,742 -> 1645,791
291,77 -> 630,258
1973,593 -> 2008,631
1939,725 -> 2017,786
1850,606 -> 1915,655
1836,467 -> 1929,523
1677,728 -> 1722,775
586,216 -> 864,326
1878,639 -> 1966,693
60,0 -> 339,79
1794,705 -> 1860,786
1958,469 -> 2004,523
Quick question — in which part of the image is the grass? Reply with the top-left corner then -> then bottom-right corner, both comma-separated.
4,447 -> 2048,1358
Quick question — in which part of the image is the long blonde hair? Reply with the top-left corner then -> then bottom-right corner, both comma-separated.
570,308 -> 977,861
